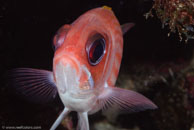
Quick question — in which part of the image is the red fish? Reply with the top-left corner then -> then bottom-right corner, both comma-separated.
11,6 -> 157,130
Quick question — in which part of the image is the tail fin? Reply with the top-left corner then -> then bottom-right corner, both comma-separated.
77,112 -> 89,130
50,108 -> 70,130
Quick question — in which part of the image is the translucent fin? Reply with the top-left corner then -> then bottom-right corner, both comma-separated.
98,86 -> 157,113
50,108 -> 70,130
9,68 -> 58,103
121,23 -> 135,35
77,112 -> 89,130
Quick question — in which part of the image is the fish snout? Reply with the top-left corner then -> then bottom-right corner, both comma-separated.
54,54 -> 81,93
54,55 -> 96,112
54,54 -> 94,94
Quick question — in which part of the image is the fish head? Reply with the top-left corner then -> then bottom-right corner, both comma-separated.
53,7 -> 123,95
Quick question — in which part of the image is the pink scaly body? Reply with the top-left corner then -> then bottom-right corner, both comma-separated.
53,7 -> 123,88
11,6 -> 157,130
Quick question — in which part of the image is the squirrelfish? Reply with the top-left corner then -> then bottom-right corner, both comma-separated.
11,6 -> 157,130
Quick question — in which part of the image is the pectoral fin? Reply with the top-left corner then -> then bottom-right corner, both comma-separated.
98,86 -> 157,113
9,68 -> 58,103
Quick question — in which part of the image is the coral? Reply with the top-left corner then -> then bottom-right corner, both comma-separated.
145,0 -> 194,42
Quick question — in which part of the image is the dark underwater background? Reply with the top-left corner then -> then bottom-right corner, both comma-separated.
0,0 -> 194,130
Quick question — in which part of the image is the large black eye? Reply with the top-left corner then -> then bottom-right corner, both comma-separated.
87,37 -> 106,65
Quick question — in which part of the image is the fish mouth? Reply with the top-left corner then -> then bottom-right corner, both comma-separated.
54,56 -> 94,98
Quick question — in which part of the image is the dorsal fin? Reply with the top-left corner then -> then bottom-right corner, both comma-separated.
121,23 -> 135,35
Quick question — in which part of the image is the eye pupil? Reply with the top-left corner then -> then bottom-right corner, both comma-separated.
88,38 -> 105,65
